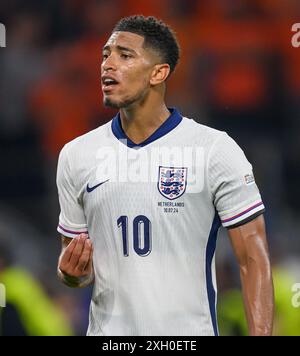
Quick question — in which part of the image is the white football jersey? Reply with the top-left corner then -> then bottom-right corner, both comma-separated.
56,108 -> 265,336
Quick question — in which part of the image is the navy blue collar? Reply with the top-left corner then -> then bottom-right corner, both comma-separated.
111,108 -> 183,149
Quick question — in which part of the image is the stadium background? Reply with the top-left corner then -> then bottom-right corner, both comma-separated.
0,0 -> 300,335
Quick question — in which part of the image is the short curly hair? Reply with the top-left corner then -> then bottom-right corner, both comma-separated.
113,15 -> 180,77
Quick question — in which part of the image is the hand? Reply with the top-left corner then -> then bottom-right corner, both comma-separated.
59,234 -> 93,279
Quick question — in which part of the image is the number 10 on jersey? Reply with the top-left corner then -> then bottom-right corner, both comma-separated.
117,215 -> 152,257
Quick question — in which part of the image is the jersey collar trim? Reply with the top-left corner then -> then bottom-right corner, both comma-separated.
111,108 -> 183,148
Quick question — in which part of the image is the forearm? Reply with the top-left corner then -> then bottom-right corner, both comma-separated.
240,260 -> 274,336
57,267 -> 94,288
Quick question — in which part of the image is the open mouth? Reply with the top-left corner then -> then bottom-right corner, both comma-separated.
102,78 -> 119,91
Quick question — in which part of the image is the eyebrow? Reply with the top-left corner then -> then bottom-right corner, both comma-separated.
102,45 -> 137,55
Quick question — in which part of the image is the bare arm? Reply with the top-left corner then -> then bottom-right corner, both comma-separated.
228,215 -> 274,336
57,234 -> 94,288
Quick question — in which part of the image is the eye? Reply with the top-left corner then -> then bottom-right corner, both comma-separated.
102,53 -> 109,61
121,53 -> 131,59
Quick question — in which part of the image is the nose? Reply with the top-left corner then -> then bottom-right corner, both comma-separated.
102,54 -> 116,72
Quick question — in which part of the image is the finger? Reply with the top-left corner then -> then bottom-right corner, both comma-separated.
77,239 -> 93,272
78,241 -> 93,274
83,255 -> 93,275
84,243 -> 94,273
68,234 -> 88,267
62,237 -> 79,263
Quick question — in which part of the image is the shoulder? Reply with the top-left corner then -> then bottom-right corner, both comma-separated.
59,120 -> 113,159
180,115 -> 247,163
180,116 -> 227,149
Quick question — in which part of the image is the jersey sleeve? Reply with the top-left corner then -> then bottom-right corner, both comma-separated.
208,133 -> 265,228
56,145 -> 88,238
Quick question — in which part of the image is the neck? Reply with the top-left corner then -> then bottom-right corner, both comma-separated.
119,96 -> 170,145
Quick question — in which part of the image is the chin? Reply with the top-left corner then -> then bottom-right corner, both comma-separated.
104,97 -> 122,109
104,96 -> 136,109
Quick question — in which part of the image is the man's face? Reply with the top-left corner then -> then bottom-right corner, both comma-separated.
101,31 -> 157,109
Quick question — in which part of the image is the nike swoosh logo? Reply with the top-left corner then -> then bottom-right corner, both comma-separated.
87,179 -> 110,193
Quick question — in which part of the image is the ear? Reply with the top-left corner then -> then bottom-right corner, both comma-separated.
150,64 -> 171,86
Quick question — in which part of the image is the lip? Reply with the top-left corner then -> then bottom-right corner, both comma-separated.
101,75 -> 120,93
102,75 -> 119,84
102,83 -> 119,93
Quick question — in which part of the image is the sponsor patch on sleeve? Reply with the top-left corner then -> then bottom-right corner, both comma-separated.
244,173 -> 255,185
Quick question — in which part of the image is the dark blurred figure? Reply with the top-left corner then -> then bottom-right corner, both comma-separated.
0,11 -> 48,228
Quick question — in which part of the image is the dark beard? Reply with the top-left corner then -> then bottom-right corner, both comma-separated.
104,97 -> 122,109
103,90 -> 147,109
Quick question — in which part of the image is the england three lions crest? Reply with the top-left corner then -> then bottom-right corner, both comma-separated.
158,166 -> 188,200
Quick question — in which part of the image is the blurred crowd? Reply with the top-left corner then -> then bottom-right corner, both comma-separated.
0,0 -> 300,335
